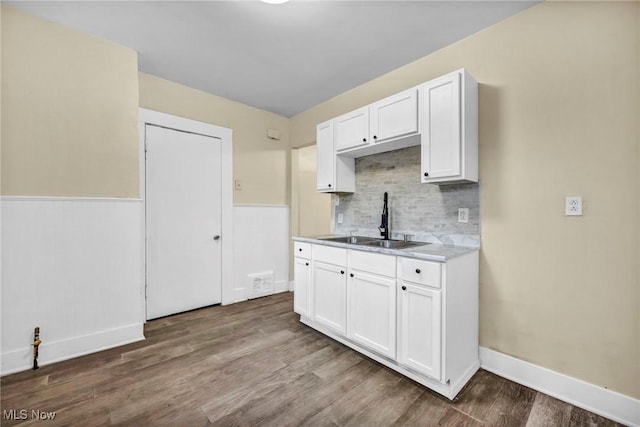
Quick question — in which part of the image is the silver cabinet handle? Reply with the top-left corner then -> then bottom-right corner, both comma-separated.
213,235 -> 221,240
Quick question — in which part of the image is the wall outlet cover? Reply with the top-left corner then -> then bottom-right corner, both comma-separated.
458,208 -> 469,223
337,213 -> 344,224
565,196 -> 583,216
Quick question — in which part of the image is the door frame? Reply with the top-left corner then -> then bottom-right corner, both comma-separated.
138,108 -> 234,317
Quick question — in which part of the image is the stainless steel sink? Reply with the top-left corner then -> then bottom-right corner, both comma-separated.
320,236 -> 378,244
362,239 -> 430,249
319,236 -> 429,249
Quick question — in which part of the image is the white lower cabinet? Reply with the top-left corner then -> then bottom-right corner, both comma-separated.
293,241 -> 312,317
312,245 -> 348,335
293,240 -> 478,400
293,257 -> 311,317
398,281 -> 442,381
347,250 -> 396,358
348,270 -> 396,359
313,261 -> 347,334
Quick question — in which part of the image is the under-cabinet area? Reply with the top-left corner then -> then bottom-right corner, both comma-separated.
292,237 -> 479,400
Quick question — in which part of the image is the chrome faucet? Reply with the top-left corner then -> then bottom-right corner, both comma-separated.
378,192 -> 389,240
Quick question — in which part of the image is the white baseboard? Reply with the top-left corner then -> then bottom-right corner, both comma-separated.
1,323 -> 144,376
480,347 -> 640,427
232,280 -> 291,303
274,280 -> 289,293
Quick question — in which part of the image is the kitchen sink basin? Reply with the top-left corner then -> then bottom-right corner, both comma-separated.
320,236 -> 378,244
319,236 -> 429,249
362,239 -> 430,249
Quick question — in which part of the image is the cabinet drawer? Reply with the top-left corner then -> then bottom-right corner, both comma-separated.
313,244 -> 347,266
400,257 -> 441,288
349,250 -> 396,278
294,241 -> 311,259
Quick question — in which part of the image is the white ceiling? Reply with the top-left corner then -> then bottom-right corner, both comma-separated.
8,1 -> 539,117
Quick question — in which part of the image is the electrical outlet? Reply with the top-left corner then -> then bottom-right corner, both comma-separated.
337,213 -> 344,224
234,179 -> 242,190
335,196 -> 340,206
565,196 -> 583,216
458,208 -> 469,223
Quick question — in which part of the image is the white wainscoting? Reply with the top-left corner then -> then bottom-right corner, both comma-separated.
233,205 -> 289,303
480,347 -> 640,427
1,197 -> 145,375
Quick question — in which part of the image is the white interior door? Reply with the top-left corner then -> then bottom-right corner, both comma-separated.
145,124 -> 222,320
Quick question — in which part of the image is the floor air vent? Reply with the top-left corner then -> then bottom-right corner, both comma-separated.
248,271 -> 274,299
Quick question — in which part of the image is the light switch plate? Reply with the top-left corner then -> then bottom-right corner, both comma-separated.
565,196 -> 582,216
337,213 -> 344,224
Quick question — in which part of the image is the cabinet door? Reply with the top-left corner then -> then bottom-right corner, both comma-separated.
316,120 -> 335,191
335,107 -> 369,152
421,72 -> 461,182
293,257 -> 312,317
348,270 -> 396,358
370,89 -> 418,144
313,260 -> 347,334
398,282 -> 442,381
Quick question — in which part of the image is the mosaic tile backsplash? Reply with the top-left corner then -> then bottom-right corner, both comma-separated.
333,145 -> 480,247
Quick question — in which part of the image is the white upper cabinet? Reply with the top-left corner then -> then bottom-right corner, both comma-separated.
316,120 -> 335,191
369,88 -> 419,145
420,69 -> 478,184
335,89 -> 420,157
316,120 -> 355,193
317,69 -> 477,192
335,107 -> 370,152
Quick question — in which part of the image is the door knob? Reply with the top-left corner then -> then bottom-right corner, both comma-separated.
213,235 -> 221,240
402,285 -> 407,291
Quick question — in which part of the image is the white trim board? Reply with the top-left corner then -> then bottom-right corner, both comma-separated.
234,204 -> 289,208
480,347 -> 640,427
0,196 -> 142,203
138,108 -> 234,306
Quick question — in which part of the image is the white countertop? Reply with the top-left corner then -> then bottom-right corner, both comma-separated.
293,235 -> 478,262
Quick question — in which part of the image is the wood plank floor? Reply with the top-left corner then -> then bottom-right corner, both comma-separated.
1,292 -> 623,426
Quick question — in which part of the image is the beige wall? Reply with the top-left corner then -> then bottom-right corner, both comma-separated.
1,6 -> 139,198
289,145 -> 333,277
296,145 -> 333,237
138,73 -> 290,206
290,1 -> 640,399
